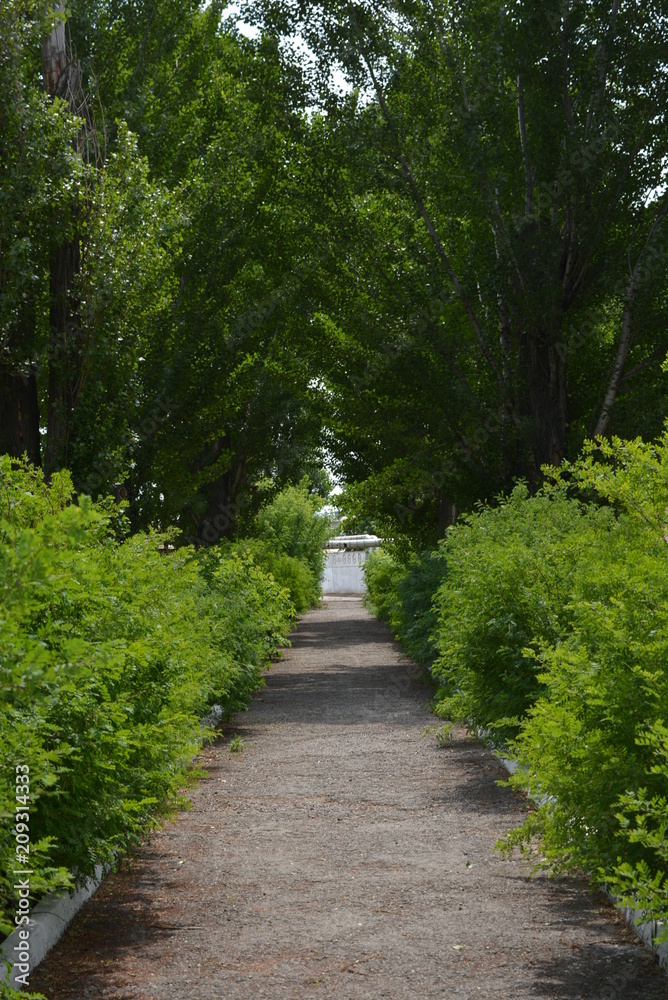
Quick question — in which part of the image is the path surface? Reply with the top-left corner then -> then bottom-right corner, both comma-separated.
32,598 -> 667,999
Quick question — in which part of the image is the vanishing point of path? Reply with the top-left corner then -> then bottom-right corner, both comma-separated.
32,598 -> 667,1000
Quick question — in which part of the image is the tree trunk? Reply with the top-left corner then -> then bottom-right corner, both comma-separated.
0,285 -> 41,465
0,363 -> 41,465
437,500 -> 457,536
43,235 -> 81,474
521,331 -> 567,473
196,468 -> 241,546
41,5 -> 83,477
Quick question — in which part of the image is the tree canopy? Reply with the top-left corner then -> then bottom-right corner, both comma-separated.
1,0 -> 667,546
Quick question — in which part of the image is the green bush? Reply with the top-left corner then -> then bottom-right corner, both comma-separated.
256,480 -> 332,586
500,542 -> 668,882
364,547 -> 447,668
497,437 -> 668,935
363,548 -> 407,629
225,538 -> 318,613
431,483 -> 615,742
609,722 -> 668,935
0,457 -> 295,938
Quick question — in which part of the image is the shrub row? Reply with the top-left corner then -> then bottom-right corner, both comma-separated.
365,433 -> 668,937
0,458 -> 297,948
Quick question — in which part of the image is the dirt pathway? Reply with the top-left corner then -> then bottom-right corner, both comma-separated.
31,598 -> 667,999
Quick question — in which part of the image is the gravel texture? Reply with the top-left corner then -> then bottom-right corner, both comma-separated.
30,597 -> 668,999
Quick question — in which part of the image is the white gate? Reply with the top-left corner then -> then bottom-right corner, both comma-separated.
321,534 -> 382,595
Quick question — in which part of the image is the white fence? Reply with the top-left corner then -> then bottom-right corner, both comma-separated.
321,534 -> 382,594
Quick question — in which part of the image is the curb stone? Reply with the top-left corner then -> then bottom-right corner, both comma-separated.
0,865 -> 105,991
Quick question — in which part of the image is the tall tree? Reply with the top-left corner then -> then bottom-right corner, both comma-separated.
246,0 -> 668,522
128,29 -> 329,542
0,1 -> 82,465
41,2 -> 88,475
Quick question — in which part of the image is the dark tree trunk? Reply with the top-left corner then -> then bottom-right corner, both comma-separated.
437,500 -> 457,536
41,6 -> 83,477
0,289 -> 41,465
521,331 -> 567,473
0,363 -> 41,465
195,462 -> 247,547
43,236 -> 80,476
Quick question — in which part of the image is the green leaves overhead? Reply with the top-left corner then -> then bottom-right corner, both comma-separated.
3,0 -> 668,545
245,0 -> 668,544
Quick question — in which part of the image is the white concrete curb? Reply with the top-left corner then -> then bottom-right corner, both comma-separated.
0,865 -> 105,991
497,754 -> 668,972
612,897 -> 668,971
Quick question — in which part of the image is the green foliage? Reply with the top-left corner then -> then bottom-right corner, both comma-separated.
122,29 -> 332,539
226,538 -> 316,614
340,460 -> 458,556
70,124 -> 181,498
500,536 -> 668,868
363,548 -> 405,629
495,439 -> 668,935
0,458 -> 294,935
609,723 -> 668,941
0,971 -> 46,1000
432,483 -> 615,741
217,480 -> 333,612
247,0 -> 668,545
364,546 -> 448,668
228,735 -> 245,754
0,1 -> 83,346
367,431 -> 668,933
256,480 -> 332,586
423,723 -> 454,747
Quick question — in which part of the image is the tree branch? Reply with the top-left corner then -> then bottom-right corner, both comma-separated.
592,280 -> 637,437
620,345 -> 666,383
517,74 -> 533,216
586,0 -> 621,130
572,105 -> 659,296
436,15 -> 525,296
357,43 -> 504,393
594,184 -> 668,434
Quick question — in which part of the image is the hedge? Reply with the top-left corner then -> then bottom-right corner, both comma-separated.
365,432 -> 668,939
0,458 -> 295,946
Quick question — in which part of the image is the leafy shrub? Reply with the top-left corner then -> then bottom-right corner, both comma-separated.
497,437 -> 668,935
225,538 -> 318,613
366,430 -> 668,934
0,457 -> 294,938
363,548 -> 407,629
394,549 -> 449,667
364,547 -> 447,667
609,722 -> 668,936
256,480 -> 332,586
431,483 -> 615,742
0,974 -> 46,1000
500,513 -> 668,876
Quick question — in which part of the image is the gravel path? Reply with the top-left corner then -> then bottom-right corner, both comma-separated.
31,597 -> 667,999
